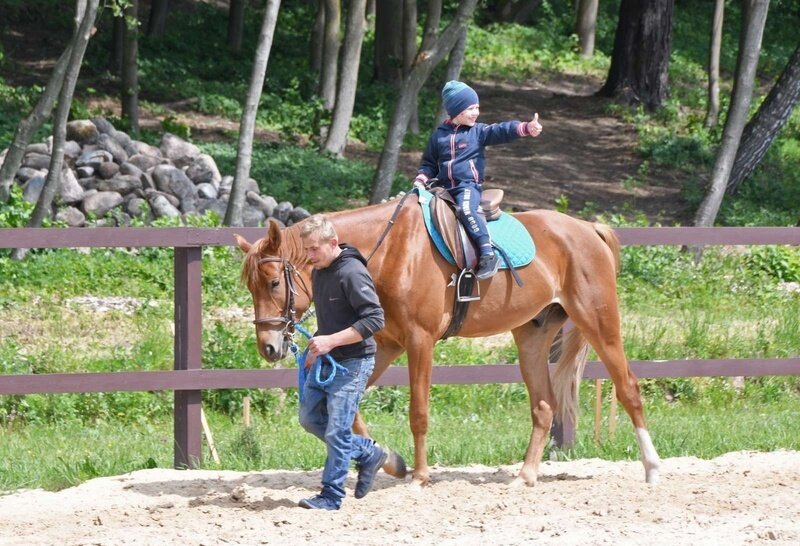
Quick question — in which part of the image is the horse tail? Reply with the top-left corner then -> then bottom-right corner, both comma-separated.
593,223 -> 621,274
551,222 -> 617,425
552,327 -> 590,426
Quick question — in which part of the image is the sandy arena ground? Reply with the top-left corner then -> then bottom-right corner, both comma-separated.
1,450 -> 799,545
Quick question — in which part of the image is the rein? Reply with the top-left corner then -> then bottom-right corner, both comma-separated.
250,256 -> 347,396
365,191 -> 415,262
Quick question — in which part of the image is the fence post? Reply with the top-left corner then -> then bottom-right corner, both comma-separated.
174,246 -> 203,468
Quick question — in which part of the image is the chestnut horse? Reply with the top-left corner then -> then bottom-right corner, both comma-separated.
235,195 -> 661,487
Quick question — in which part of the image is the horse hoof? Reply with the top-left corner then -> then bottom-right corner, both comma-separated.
510,476 -> 537,488
382,450 -> 408,479
646,469 -> 661,485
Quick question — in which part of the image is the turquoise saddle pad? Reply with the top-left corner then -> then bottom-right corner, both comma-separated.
415,188 -> 535,269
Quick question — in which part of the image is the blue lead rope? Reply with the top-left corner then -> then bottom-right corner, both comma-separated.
292,323 -> 348,403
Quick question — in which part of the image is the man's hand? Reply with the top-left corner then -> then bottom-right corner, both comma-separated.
307,334 -> 336,363
527,113 -> 542,137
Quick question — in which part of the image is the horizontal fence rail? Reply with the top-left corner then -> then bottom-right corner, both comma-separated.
1,226 -> 799,465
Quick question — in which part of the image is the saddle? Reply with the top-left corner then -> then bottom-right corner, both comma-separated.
428,186 -> 504,274
422,186 -> 526,339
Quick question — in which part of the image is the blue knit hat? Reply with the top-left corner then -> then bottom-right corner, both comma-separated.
442,80 -> 479,118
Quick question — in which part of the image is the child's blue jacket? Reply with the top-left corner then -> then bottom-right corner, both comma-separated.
415,120 -> 533,188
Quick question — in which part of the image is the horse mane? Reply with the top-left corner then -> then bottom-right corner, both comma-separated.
240,224 -> 308,293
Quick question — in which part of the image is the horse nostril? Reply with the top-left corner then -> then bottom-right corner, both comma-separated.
264,344 -> 277,359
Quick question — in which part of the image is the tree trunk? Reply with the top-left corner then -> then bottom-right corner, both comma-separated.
419,0 -> 442,52
404,0 -> 419,134
147,0 -> 169,37
310,0 -> 324,75
121,0 -> 140,134
109,11 -> 124,75
704,0 -> 725,128
373,0 -> 403,85
0,45 -> 72,203
598,0 -> 675,112
23,0 -> 100,238
693,0 -> 770,231
369,0 -> 479,204
228,0 -> 246,52
434,25 -> 468,127
323,0 -> 367,156
727,44 -> 800,194
575,0 -> 598,57
224,0 -> 282,227
319,0 -> 341,110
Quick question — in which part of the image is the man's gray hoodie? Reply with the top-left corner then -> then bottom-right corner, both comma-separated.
311,244 -> 384,361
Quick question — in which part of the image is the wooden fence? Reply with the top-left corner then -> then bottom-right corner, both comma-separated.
1,226 -> 799,467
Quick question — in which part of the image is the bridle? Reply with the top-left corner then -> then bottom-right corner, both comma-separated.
249,191 -> 413,344
251,256 -> 310,344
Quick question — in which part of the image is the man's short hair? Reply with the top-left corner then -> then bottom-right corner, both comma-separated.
300,214 -> 337,242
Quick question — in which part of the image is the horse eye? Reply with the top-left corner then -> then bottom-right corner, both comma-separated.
270,279 -> 280,289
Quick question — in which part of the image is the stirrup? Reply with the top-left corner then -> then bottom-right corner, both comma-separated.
456,269 -> 480,302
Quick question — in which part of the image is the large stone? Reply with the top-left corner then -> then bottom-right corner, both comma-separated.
82,191 -> 124,218
55,206 -> 86,227
119,162 -> 143,179
243,205 -> 266,227
95,175 -> 142,195
126,197 -> 152,221
185,153 -> 222,186
66,120 -> 98,145
197,183 -> 217,199
22,152 -> 51,171
22,175 -> 46,203
246,191 -> 277,217
97,161 -> 121,179
76,149 -> 114,170
25,142 -> 49,155
76,166 -> 94,178
130,140 -> 162,158
159,133 -> 200,168
91,117 -> 115,135
127,153 -> 161,172
97,133 -> 129,164
15,167 -> 45,183
218,175 -> 233,196
274,201 -> 293,224
152,164 -> 197,212
288,206 -> 311,225
63,141 -> 82,162
57,167 -> 84,204
148,193 -> 182,219
197,198 -> 227,218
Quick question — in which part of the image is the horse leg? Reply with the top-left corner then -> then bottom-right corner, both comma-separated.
564,296 -> 661,484
405,338 -> 436,487
511,307 -> 567,486
351,339 -> 407,478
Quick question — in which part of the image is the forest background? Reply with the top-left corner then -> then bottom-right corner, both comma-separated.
0,0 -> 799,491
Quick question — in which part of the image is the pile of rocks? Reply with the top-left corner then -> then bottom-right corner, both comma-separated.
8,118 -> 310,227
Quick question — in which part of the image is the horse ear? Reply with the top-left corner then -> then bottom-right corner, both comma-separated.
264,218 -> 282,254
233,233 -> 252,254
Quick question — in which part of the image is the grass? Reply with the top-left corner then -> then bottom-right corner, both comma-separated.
2,1 -> 800,492
2,384 -> 798,492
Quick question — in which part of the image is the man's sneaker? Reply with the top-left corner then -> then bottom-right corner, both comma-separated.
475,253 -> 500,280
354,445 -> 388,499
298,494 -> 340,510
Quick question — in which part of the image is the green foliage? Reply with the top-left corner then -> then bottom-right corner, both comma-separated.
0,184 -> 34,228
745,246 -> 800,283
160,115 -> 191,140
199,141 -> 375,211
